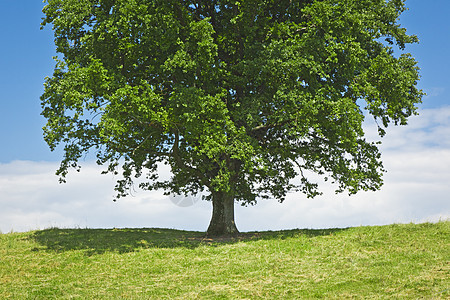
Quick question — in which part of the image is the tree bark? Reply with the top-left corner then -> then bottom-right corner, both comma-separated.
206,191 -> 239,236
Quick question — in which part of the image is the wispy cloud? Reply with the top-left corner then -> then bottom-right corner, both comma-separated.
1,107 -> 449,233
424,87 -> 445,99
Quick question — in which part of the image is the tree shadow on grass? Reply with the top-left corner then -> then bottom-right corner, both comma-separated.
30,227 -> 348,255
30,228 -> 205,255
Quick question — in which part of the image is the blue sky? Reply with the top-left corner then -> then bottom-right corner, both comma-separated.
0,1 -> 449,232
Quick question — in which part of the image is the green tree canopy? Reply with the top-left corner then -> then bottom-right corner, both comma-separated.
41,0 -> 423,235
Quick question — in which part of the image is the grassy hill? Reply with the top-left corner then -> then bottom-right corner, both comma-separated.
1,221 -> 448,299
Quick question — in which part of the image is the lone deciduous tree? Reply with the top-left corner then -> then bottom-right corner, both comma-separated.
41,0 -> 423,236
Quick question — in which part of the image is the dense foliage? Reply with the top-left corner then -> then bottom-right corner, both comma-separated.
41,0 -> 423,234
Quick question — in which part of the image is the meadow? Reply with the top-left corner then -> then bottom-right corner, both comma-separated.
1,221 -> 448,299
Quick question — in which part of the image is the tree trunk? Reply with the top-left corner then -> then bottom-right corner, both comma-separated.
206,191 -> 239,236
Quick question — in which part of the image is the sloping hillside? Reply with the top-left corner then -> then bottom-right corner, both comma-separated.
1,221 -> 448,298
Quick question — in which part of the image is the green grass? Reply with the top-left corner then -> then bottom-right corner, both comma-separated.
1,222 -> 448,299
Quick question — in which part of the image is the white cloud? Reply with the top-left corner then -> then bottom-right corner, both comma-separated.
1,106 -> 449,233
0,161 -> 212,233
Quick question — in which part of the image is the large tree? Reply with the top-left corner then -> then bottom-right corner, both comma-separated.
41,0 -> 423,235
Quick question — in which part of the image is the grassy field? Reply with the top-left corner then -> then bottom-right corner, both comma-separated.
1,221 -> 448,299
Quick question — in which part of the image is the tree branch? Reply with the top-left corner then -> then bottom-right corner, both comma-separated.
171,129 -> 204,180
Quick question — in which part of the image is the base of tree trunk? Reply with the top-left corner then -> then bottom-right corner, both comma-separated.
206,192 -> 239,236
